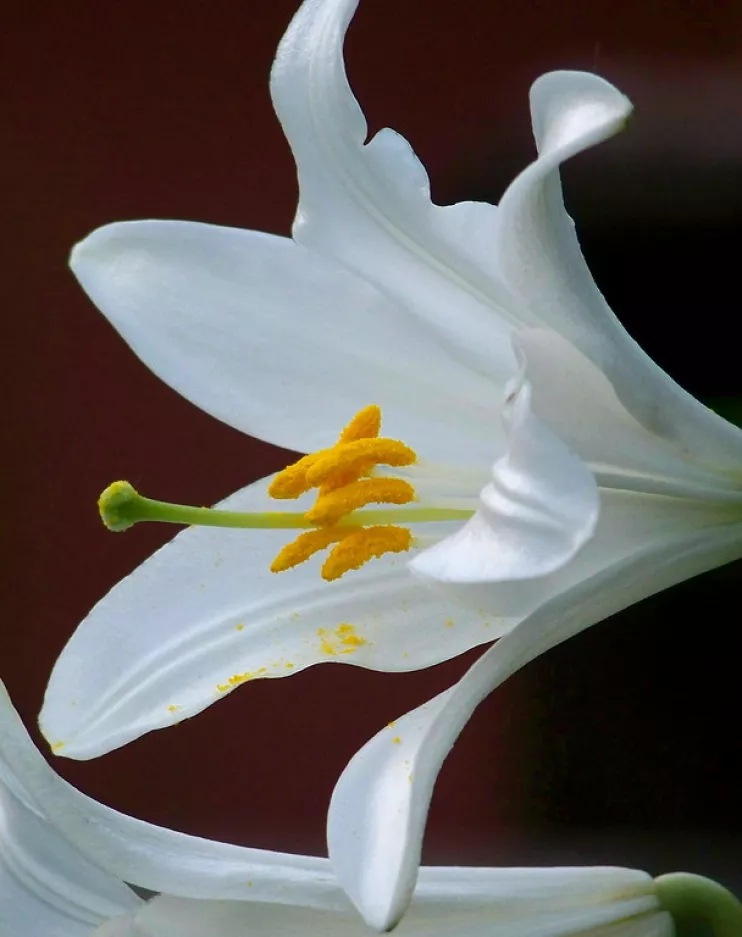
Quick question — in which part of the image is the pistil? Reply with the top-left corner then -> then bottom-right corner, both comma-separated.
97,405 -> 474,580
98,481 -> 471,533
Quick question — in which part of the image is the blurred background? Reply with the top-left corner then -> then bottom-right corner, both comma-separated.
2,0 -> 740,892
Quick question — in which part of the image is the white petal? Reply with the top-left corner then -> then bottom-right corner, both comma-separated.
132,879 -> 665,937
496,69 -> 742,473
0,681 -> 343,904
598,916 -> 675,937
411,379 -> 599,582
41,472 -> 526,760
271,0 -> 524,381
328,517 -> 742,929
517,328 -> 742,498
71,220 -> 506,466
123,895 -> 361,937
0,767 -> 140,936
92,918 -> 146,937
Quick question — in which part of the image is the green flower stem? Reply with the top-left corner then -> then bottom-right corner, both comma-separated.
655,873 -> 742,937
98,481 -> 473,532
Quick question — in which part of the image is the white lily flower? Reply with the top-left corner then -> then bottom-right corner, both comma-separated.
40,0 -> 742,922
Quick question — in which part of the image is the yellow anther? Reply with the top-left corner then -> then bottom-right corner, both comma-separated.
268,450 -> 328,499
306,438 -> 416,488
321,526 -> 413,581
306,478 -> 415,526
338,404 -> 381,443
268,406 -> 419,579
270,527 -> 351,573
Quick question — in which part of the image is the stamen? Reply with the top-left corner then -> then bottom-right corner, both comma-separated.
318,404 -> 385,493
322,526 -> 413,581
306,438 -> 416,487
338,404 -> 381,442
306,478 -> 416,526
270,528 -> 351,574
268,450 -> 328,500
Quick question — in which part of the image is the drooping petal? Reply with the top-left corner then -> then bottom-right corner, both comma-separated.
0,766 -> 141,936
0,682 -> 343,905
328,516 -> 742,929
271,0 -> 526,381
496,69 -> 742,473
70,221 -> 506,466
411,379 -> 599,582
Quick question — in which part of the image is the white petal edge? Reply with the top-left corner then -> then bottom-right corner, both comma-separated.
70,220 -> 507,466
411,378 -> 599,582
496,69 -> 742,474
328,519 -> 742,929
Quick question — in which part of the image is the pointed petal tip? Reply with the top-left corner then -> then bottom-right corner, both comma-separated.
68,220 -> 137,279
530,70 -> 633,157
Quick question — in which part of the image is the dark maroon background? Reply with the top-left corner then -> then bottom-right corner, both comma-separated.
2,0 -> 740,881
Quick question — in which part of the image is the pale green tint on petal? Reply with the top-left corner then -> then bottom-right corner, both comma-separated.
70,221 -> 504,466
271,0 -> 525,382
412,381 -> 599,582
0,770 -> 141,936
496,69 -> 742,474
40,474 -> 520,761
328,519 -> 742,929
0,682 -> 342,904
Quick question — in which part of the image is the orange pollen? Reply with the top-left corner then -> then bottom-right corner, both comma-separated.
338,404 -> 382,442
306,438 -> 415,487
306,478 -> 415,526
321,526 -> 413,581
270,528 -> 351,573
269,405 -> 418,579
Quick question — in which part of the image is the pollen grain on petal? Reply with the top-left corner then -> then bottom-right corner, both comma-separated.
317,623 -> 367,655
216,667 -> 268,694
270,527 -> 350,573
307,478 -> 415,526
321,525 -> 413,580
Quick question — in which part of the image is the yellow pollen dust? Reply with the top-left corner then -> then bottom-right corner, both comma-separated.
269,405 -> 417,580
317,623 -> 367,656
216,667 -> 267,694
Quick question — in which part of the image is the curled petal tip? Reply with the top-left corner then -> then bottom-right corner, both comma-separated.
530,70 -> 633,157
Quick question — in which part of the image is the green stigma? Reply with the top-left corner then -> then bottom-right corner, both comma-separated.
98,481 -> 141,531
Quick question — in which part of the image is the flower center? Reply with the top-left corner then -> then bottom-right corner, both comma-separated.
96,405 -> 473,581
